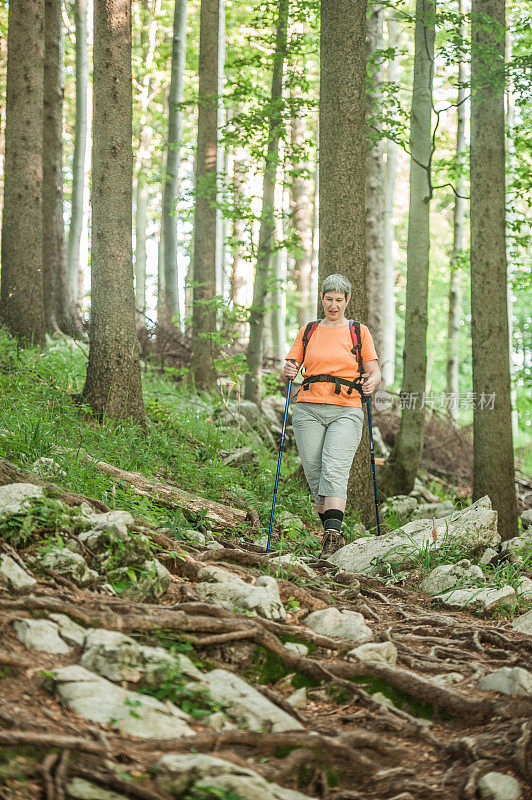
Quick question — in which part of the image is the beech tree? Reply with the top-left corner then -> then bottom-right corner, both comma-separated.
384,0 -> 435,495
191,0 -> 221,389
0,0 -> 46,346
82,0 -> 145,422
319,0 -> 373,524
470,0 -> 517,539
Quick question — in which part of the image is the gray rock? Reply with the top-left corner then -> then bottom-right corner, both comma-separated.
156,753 -> 314,800
39,547 -> 98,586
501,536 -> 531,557
304,608 -> 372,643
410,500 -> 455,521
105,559 -> 171,601
32,457 -> 67,480
284,642 -> 309,657
48,665 -> 195,739
13,618 -> 71,654
479,547 -> 499,566
201,669 -> 303,732
371,426 -> 390,458
430,672 -> 465,686
98,533 -> 154,567
221,447 -> 258,467
432,585 -> 516,614
328,496 -> 500,575
516,576 -> 532,601
0,554 -> 36,592
66,778 -> 128,800
477,771 -> 522,800
276,510 -> 305,536
81,628 -> 202,684
276,554 -> 317,577
0,483 -> 44,517
520,509 -> 532,529
380,495 -> 417,519
287,687 -> 307,708
178,529 -> 206,546
90,510 -> 135,537
196,567 -> 286,620
477,667 -> 532,696
512,608 -> 532,635
48,614 -> 86,647
347,641 -> 397,666
419,560 -> 484,596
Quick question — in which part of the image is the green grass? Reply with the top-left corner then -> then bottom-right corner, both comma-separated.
0,330 -> 321,544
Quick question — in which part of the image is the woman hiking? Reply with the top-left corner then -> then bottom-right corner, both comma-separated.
281,274 -> 381,558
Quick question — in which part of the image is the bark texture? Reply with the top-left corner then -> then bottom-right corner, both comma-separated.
446,2 -> 467,421
230,144 -> 252,342
0,0 -> 46,346
365,1 -> 386,362
384,0 -> 435,495
162,0 -> 188,322
192,0 -> 220,389
470,0 -> 517,540
82,0 -> 145,422
320,0 -> 373,524
245,0 -> 289,402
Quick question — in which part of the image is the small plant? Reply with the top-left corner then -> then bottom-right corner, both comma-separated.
284,596 -> 301,612
138,664 -> 224,719
0,497 -> 85,549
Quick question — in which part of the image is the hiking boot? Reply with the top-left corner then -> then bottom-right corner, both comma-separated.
319,531 -> 346,559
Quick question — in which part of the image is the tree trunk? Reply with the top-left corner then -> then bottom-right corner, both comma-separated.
244,0 -> 289,403
191,0 -> 221,389
383,0 -> 435,496
0,0 -> 46,346
310,155 -> 319,312
0,35 -> 7,261
162,0 -> 188,323
320,0 -> 373,524
82,0 -> 145,423
446,1 -> 467,422
381,11 -> 400,387
134,0 -> 160,322
470,0 -> 517,540
365,0 -> 386,362
43,0 -> 76,336
215,0 -> 226,298
66,0 -> 91,315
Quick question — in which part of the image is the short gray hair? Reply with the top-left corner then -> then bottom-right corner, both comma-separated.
321,273 -> 351,299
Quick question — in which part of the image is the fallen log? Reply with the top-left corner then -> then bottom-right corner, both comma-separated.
59,450 -> 247,530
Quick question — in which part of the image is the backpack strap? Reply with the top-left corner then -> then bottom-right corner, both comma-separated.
349,320 -> 363,370
302,320 -> 319,366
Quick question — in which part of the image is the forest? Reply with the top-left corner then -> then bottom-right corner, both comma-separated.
0,1 -> 531,799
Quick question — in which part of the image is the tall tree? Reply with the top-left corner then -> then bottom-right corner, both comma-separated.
319,0 -> 372,523
191,0 -> 221,389
384,0 -> 435,495
215,1 -> 226,297
82,0 -> 145,422
134,0 -> 161,321
66,0 -> 91,311
230,143 -> 252,341
381,10 -> 400,387
0,0 -> 46,345
470,0 -> 517,539
244,0 -> 289,402
365,0 -> 386,362
43,0 -> 76,335
446,0 -> 467,421
162,0 -> 188,323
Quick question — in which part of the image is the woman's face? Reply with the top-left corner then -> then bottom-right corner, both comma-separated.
320,291 -> 350,322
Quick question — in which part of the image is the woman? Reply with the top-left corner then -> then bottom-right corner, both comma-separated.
281,274 -> 381,557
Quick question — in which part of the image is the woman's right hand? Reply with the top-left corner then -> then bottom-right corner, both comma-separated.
282,359 -> 300,381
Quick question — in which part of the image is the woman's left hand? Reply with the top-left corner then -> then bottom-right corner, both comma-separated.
361,372 -> 378,395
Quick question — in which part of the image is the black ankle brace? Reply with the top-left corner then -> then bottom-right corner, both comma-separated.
318,511 -> 326,526
323,509 -> 344,532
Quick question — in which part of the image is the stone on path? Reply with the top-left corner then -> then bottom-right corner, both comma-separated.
284,642 -> 309,657
380,495 -> 418,519
419,560 -> 484,596
347,641 -> 397,666
304,607 -> 372,644
48,665 -> 195,739
201,669 -> 303,732
48,614 -> 86,647
287,687 -> 307,708
477,771 -> 522,800
512,608 -> 532,635
14,618 -> 71,654
477,667 -> 532,697
0,554 -> 36,592
277,553 -> 317,577
196,567 -> 286,620
520,509 -> 532,529
156,753 -> 315,800
39,547 -> 98,586
221,447 -> 258,467
66,778 -> 128,800
432,586 -> 515,614
430,673 -> 465,686
410,500 -> 455,521
0,483 -> 44,517
516,576 -> 532,600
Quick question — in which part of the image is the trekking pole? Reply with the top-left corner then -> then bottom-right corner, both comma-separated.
364,394 -> 383,536
266,379 -> 292,553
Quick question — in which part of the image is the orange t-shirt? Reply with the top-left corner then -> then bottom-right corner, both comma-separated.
285,322 -> 378,407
